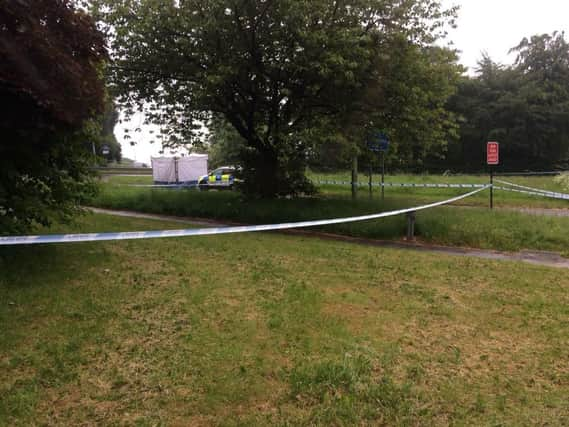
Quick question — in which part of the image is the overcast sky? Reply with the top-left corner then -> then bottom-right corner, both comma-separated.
117,0 -> 569,164
443,0 -> 569,72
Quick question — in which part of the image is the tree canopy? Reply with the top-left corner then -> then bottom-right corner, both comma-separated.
0,0 -> 107,232
95,0 -> 458,196
448,32 -> 569,171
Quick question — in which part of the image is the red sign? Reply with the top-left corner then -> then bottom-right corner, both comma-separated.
487,142 -> 499,165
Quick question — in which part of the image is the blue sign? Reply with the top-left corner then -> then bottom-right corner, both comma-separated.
367,131 -> 389,152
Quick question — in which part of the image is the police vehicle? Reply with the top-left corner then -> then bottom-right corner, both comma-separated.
198,166 -> 238,190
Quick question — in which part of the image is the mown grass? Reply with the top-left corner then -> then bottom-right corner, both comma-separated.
102,174 -> 154,185
91,185 -> 569,257
1,213 -> 568,425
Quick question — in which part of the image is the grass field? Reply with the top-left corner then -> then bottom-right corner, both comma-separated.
311,172 -> 569,209
102,171 -> 569,209
1,213 -> 568,425
91,183 -> 569,257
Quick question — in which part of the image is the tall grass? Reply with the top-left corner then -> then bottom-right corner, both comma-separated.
91,185 -> 569,256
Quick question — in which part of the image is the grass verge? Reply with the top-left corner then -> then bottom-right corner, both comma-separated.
91,185 -> 569,257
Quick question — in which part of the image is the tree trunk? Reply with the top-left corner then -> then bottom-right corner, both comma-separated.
239,136 -> 314,198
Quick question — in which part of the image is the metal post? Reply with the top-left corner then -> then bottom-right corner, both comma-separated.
381,151 -> 385,201
406,211 -> 416,241
369,162 -> 372,197
175,157 -> 179,184
490,168 -> 494,209
351,155 -> 358,200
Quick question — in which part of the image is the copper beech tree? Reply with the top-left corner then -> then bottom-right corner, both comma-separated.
0,0 -> 107,232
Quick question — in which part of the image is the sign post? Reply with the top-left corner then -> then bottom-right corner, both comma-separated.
381,150 -> 386,200
368,163 -> 372,197
487,142 -> 499,209
367,130 -> 389,201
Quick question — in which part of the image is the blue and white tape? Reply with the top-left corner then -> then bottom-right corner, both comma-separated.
495,171 -> 564,176
315,180 -> 486,189
123,184 -> 198,188
380,183 -> 486,189
0,187 -> 489,246
495,180 -> 569,200
495,186 -> 569,201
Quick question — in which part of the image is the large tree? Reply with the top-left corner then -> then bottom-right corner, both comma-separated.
0,0 -> 107,232
95,0 -> 457,196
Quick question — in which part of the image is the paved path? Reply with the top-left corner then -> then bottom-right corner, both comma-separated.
89,207 -> 569,269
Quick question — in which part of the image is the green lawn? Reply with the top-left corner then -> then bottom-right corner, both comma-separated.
91,184 -> 569,257
1,213 -> 568,425
102,174 -> 154,185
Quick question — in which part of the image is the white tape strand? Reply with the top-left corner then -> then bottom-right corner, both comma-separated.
123,184 -> 198,188
495,180 -> 569,200
495,186 -> 569,200
496,171 -> 565,176
0,187 -> 489,246
315,181 -> 486,189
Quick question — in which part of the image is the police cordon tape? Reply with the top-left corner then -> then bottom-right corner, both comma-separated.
125,184 -> 196,188
495,171 -> 564,176
495,179 -> 569,199
123,180 -> 569,201
0,187 -> 490,246
495,186 -> 569,200
316,179 -> 569,200
316,181 -> 486,189
122,182 -> 486,189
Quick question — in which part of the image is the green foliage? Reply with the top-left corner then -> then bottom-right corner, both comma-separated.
94,0 -> 458,196
0,127 -> 99,233
448,32 -> 569,171
91,101 -> 122,164
207,115 -> 245,168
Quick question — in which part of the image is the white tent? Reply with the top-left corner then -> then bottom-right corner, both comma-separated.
178,155 -> 208,183
151,154 -> 208,185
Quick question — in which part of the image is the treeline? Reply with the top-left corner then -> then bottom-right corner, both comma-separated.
303,32 -> 569,174
447,32 -> 569,172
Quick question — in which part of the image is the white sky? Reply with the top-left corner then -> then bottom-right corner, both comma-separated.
117,0 -> 569,164
442,0 -> 569,72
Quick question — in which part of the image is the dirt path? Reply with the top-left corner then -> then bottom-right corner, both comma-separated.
89,207 -> 569,269
498,207 -> 569,217
451,205 -> 569,217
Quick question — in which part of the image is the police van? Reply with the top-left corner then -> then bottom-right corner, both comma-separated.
198,166 -> 239,190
